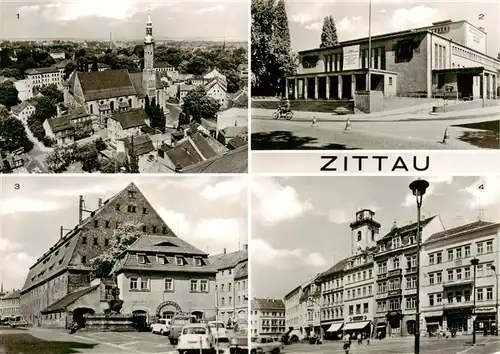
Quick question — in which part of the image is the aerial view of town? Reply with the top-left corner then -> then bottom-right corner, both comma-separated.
0,175 -> 249,353
251,0 -> 500,150
0,1 -> 249,173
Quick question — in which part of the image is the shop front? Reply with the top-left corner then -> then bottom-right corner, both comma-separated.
423,310 -> 443,337
444,307 -> 472,335
474,307 -> 497,335
324,321 -> 344,340
343,316 -> 372,338
373,317 -> 387,339
386,310 -> 404,337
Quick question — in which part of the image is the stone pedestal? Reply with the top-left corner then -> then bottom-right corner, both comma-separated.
85,315 -> 135,332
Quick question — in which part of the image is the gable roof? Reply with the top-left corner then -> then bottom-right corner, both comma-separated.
110,108 -> 149,129
46,115 -> 74,133
180,145 -> 247,173
41,285 -> 99,314
165,139 -> 204,169
128,72 -> 146,98
209,249 -> 248,271
221,126 -> 248,139
128,235 -> 207,255
380,216 -> 437,241
11,100 -> 35,114
121,134 -> 155,156
2,290 -> 21,300
190,132 -> 228,159
425,221 -> 497,244
318,258 -> 350,280
77,69 -> 137,101
252,298 -> 285,311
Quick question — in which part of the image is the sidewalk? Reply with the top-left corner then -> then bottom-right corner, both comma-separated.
252,104 -> 499,122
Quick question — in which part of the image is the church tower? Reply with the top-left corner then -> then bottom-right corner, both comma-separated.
143,8 -> 156,99
349,209 -> 381,255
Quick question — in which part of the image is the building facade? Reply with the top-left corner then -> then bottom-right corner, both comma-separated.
209,246 -> 249,325
25,67 -> 63,93
373,216 -> 444,337
286,20 -> 499,101
421,221 -> 500,336
10,101 -> 35,124
251,298 -> 286,339
0,290 -> 21,320
20,183 -> 177,327
112,234 -> 217,324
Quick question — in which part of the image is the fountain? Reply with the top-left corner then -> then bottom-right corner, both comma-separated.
85,287 -> 135,332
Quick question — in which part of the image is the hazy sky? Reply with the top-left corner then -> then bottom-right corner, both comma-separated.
0,175 -> 248,291
285,0 -> 499,57
251,176 -> 500,299
0,0 -> 248,41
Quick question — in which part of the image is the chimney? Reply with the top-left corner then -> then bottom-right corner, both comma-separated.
98,198 -> 103,208
78,196 -> 84,223
223,248 -> 226,254
243,244 -> 248,251
60,226 -> 64,239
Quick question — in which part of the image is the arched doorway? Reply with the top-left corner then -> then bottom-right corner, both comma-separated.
72,307 -> 95,328
132,310 -> 148,332
192,311 -> 204,321
156,301 -> 182,319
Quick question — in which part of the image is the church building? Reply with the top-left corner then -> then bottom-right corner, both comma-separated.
63,11 -> 167,125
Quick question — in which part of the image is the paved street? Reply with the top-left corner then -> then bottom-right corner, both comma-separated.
251,111 -> 500,150
2,327 -> 231,354
281,336 -> 500,354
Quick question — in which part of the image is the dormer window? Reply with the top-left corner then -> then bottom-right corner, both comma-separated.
380,243 -> 386,252
176,256 -> 184,266
137,254 -> 147,264
157,255 -> 166,265
392,237 -> 400,249
194,257 -> 202,267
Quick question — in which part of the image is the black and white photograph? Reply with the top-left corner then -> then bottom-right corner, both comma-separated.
251,176 -> 500,353
0,175 -> 249,353
0,0 -> 248,173
251,0 -> 500,150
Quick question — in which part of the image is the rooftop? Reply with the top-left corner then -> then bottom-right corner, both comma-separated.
209,248 -> 248,271
25,67 -> 60,75
180,145 -> 247,173
252,298 -> 285,311
77,69 -> 137,101
425,220 -> 498,244
111,108 -> 149,130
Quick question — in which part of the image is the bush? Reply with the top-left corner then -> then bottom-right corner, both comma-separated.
42,136 -> 54,147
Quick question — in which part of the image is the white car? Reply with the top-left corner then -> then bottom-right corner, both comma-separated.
177,323 -> 215,354
151,319 -> 171,335
250,336 -> 283,354
208,321 -> 228,342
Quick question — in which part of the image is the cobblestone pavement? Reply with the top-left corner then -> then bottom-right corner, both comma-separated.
282,336 -> 500,354
20,327 -> 231,354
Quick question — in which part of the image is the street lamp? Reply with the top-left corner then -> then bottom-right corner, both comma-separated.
491,265 -> 498,336
471,258 -> 479,344
409,179 -> 430,354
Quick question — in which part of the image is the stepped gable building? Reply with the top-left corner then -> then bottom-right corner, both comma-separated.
111,233 -> 217,324
19,182 -> 176,326
287,19 -> 499,101
209,246 -> 249,324
63,10 -> 167,120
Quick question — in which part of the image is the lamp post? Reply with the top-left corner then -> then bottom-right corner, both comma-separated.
409,179 -> 430,354
491,265 -> 498,336
471,258 -> 479,344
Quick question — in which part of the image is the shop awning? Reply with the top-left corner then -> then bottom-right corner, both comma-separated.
326,323 -> 344,332
376,323 -> 386,328
343,321 -> 370,331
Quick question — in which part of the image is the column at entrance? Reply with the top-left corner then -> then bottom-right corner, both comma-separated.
295,79 -> 299,99
338,75 -> 343,99
285,78 -> 289,99
351,74 -> 356,99
304,77 -> 309,99
326,76 -> 330,99
314,76 -> 319,99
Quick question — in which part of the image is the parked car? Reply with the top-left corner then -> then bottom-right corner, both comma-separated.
208,321 -> 228,342
177,323 -> 214,354
151,319 -> 171,336
251,336 -> 283,354
169,314 -> 197,345
229,320 -> 248,354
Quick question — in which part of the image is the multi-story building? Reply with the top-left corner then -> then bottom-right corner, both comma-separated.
10,101 -> 35,124
301,279 -> 322,338
286,20 -> 498,102
20,182 -> 179,326
251,298 -> 286,339
25,67 -> 63,93
421,221 -> 500,336
284,285 -> 302,338
209,246 -> 248,324
111,233 -> 217,324
0,290 -> 21,320
373,216 -> 444,337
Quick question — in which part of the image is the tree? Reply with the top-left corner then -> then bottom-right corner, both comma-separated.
89,222 -> 144,279
39,84 -> 63,103
0,81 -> 20,109
181,86 -> 220,123
251,0 -> 295,96
33,96 -> 57,121
73,143 -> 100,172
63,62 -> 75,80
45,145 -> 72,172
0,68 -> 23,80
91,57 -> 98,72
0,116 -> 34,153
320,16 -> 339,48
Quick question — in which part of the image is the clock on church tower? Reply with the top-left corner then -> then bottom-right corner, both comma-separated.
349,209 -> 381,254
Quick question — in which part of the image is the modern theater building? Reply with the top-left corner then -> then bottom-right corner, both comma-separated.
286,20 -> 499,102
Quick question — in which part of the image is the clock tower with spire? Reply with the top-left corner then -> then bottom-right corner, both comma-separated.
143,8 -> 156,99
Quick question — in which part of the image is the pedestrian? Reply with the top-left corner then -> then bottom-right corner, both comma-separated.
342,332 -> 351,354
357,332 -> 362,344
